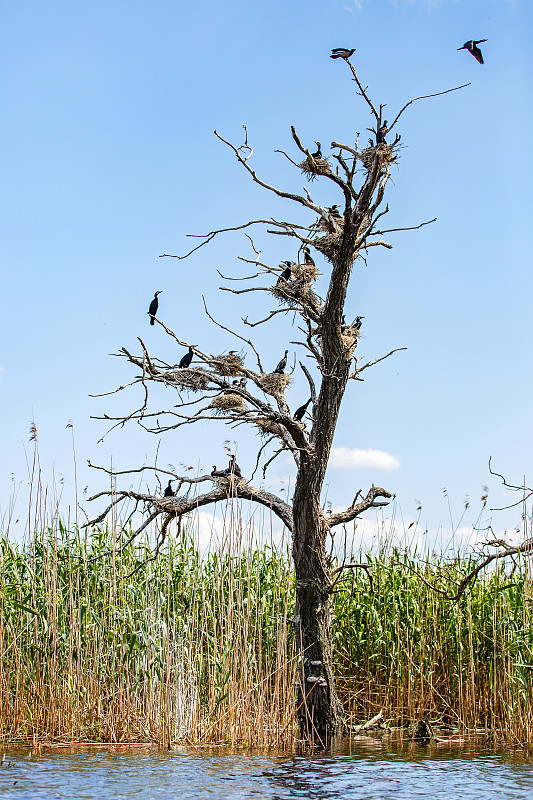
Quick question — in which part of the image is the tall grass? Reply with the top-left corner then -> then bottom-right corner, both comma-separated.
1,515 -> 532,747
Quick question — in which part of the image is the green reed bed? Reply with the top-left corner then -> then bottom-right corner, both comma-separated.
0,525 -> 532,746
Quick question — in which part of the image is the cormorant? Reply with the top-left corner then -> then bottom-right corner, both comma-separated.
293,398 -> 312,422
354,315 -> 364,331
311,142 -> 322,159
273,350 -> 288,374
376,121 -> 388,146
457,39 -> 487,64
211,466 -> 225,477
277,261 -> 292,283
303,247 -> 315,267
148,291 -> 162,325
226,455 -> 242,478
164,480 -> 175,497
330,47 -> 355,60
341,314 -> 347,333
179,346 -> 194,369
327,204 -> 342,219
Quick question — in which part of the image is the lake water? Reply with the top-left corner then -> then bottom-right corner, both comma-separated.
1,738 -> 533,799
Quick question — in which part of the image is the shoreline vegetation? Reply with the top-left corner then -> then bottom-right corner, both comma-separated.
1,507 -> 532,751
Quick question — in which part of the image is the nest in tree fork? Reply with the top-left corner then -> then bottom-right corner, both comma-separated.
341,326 -> 361,353
172,369 -> 209,392
210,353 -> 245,376
298,156 -> 332,180
254,417 -> 285,437
270,262 -> 319,306
359,143 -> 396,171
259,373 -> 291,396
208,392 -> 246,413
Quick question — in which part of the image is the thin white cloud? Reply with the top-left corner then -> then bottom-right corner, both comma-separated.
330,447 -> 400,471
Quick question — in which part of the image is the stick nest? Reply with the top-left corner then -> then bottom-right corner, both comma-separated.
298,156 -> 332,180
254,418 -> 284,437
317,216 -> 343,235
208,393 -> 247,414
210,353 -> 245,377
270,262 -> 319,306
312,233 -> 351,265
259,373 -> 291,396
341,326 -> 361,353
173,369 -> 209,392
359,144 -> 397,170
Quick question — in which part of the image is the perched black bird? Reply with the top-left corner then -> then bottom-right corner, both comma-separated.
179,346 -> 194,368
303,247 -> 315,267
148,291 -> 162,325
226,455 -> 242,478
239,377 -> 247,388
376,121 -> 388,146
273,350 -> 288,374
341,314 -> 347,333
277,261 -> 293,283
211,466 -> 225,477
311,142 -> 322,159
164,480 -> 175,497
327,204 -> 342,219
330,47 -> 355,60
457,39 -> 487,64
354,315 -> 364,331
293,398 -> 312,422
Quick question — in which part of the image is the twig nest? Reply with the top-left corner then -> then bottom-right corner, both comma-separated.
259,373 -> 291,396
298,156 -> 332,180
360,143 -> 396,170
210,353 -> 245,377
254,417 -> 284,437
173,369 -> 209,392
208,392 -> 246,413
341,326 -> 361,352
293,262 -> 318,282
317,216 -> 343,235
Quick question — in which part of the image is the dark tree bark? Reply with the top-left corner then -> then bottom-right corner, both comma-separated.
90,60 -> 467,745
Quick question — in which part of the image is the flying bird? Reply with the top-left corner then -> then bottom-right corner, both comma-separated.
311,142 -> 322,159
330,47 -> 355,60
148,291 -> 162,325
273,350 -> 288,374
457,39 -> 487,64
178,346 -> 194,368
163,480 -> 175,497
293,398 -> 312,422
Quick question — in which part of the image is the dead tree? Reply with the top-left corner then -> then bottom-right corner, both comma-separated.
89,60 -> 468,744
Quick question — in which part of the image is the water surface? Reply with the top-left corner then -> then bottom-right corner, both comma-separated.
1,739 -> 532,799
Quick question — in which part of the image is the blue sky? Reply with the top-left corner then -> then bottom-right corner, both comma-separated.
1,0 -> 531,543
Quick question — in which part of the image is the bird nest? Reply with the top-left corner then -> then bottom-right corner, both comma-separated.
341,326 -> 361,352
299,156 -> 332,180
208,393 -> 246,414
317,215 -> 343,235
359,144 -> 396,170
259,373 -> 291,396
210,353 -> 245,377
173,370 -> 209,392
254,418 -> 284,437
293,261 -> 318,282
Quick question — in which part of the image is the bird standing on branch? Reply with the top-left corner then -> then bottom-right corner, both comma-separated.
164,480 -> 175,497
179,346 -> 194,368
457,39 -> 487,64
311,142 -> 322,159
273,350 -> 288,374
303,247 -> 315,267
211,466 -> 225,477
330,47 -> 355,60
277,261 -> 293,283
226,455 -> 242,478
293,398 -> 312,422
354,316 -> 364,331
376,121 -> 388,145
148,291 -> 162,325
327,204 -> 342,220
